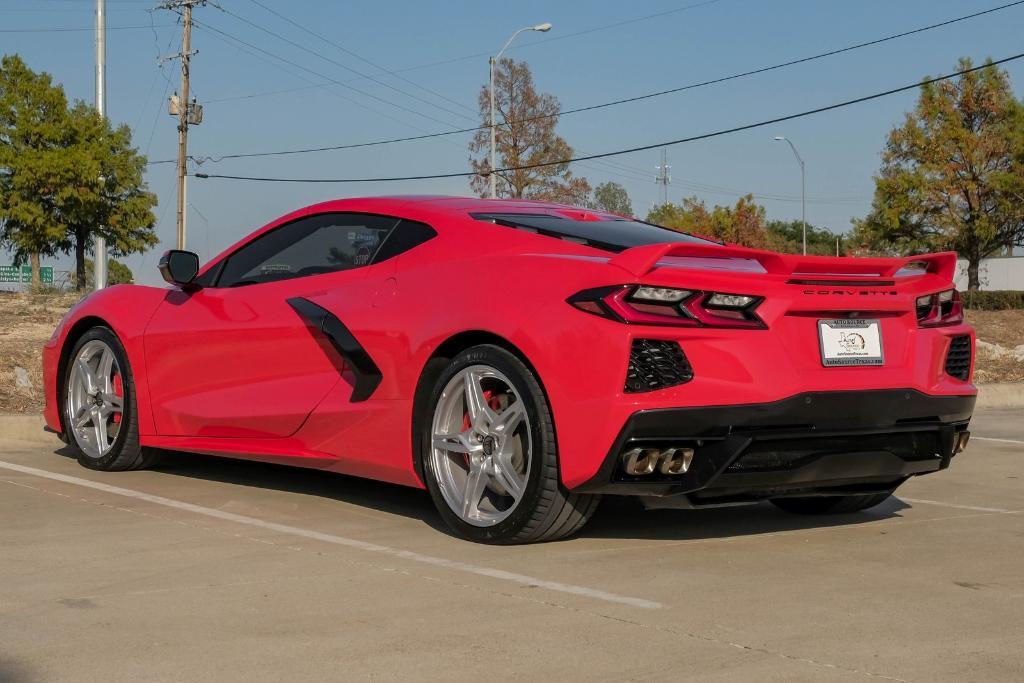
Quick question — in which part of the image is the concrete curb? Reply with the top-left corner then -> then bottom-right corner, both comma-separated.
974,383 -> 1024,409
1,384 -> 1020,446
0,414 -> 57,446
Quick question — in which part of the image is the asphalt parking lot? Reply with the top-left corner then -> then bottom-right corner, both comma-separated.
1,408 -> 1022,682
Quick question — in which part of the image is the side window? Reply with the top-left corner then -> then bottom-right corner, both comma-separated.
371,219 -> 437,264
215,213 -> 399,287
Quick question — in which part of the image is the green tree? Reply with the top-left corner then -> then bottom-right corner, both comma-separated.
0,54 -> 72,287
590,181 -> 633,216
766,219 -> 842,255
61,102 -> 158,289
0,55 -> 156,291
71,257 -> 134,287
851,58 -> 1024,289
647,195 -> 769,248
469,58 -> 590,204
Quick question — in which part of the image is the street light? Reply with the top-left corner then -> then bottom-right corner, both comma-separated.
489,22 -> 552,198
773,135 -> 806,255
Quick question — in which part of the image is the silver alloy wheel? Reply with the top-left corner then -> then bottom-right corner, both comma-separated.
65,339 -> 124,459
430,365 -> 532,527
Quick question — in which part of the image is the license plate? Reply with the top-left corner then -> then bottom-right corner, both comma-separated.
817,319 -> 884,367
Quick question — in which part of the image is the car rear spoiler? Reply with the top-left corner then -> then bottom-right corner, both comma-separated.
608,243 -> 958,282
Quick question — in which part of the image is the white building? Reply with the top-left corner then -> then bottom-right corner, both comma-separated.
954,256 -> 1024,291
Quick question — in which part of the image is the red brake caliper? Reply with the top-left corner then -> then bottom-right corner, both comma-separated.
112,374 -> 124,424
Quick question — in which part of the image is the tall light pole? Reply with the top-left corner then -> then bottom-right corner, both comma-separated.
489,22 -> 551,199
773,135 -> 806,255
94,0 -> 108,290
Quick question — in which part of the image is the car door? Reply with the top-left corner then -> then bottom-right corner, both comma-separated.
143,212 -> 401,438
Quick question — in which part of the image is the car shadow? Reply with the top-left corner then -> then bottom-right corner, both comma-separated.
578,494 -> 909,542
52,446 -> 910,543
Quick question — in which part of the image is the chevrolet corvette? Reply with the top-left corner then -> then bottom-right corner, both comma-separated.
43,196 -> 976,543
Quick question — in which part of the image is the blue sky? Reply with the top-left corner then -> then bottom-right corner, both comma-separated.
2,0 -> 1023,285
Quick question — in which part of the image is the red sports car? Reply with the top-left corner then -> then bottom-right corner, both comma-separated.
43,197 -> 976,544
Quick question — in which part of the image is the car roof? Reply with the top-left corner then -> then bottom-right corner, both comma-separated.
304,195 -> 628,221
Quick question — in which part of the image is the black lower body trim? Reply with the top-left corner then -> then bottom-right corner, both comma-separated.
576,389 -> 975,501
287,297 -> 382,402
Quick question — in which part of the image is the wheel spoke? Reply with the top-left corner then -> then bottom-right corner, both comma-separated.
101,392 -> 124,411
75,359 -> 95,394
72,405 -> 92,428
491,453 -> 524,501
461,465 -> 487,520
492,401 -> 525,435
91,407 -> 108,452
463,370 -> 493,432
433,432 -> 472,454
97,349 -> 115,394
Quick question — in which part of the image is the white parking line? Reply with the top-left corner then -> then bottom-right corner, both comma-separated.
0,460 -> 663,610
971,436 -> 1024,446
899,497 -> 1016,514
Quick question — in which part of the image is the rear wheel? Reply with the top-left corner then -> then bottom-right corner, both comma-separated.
770,491 -> 894,515
420,345 -> 599,544
62,327 -> 160,471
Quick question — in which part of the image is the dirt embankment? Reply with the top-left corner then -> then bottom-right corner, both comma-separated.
0,292 -> 1021,414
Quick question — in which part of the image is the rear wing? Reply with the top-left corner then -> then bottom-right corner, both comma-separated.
608,243 -> 958,282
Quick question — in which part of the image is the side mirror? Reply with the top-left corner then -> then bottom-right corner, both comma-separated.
158,250 -> 200,288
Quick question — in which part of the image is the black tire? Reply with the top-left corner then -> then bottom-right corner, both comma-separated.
418,344 -> 600,544
770,491 -> 894,515
62,327 -> 161,472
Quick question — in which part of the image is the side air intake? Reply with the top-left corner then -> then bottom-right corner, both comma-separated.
625,339 -> 693,393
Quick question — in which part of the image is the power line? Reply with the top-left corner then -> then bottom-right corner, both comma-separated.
190,17 -> 468,129
0,23 -> 173,32
173,0 -> 1024,164
200,0 -> 728,105
188,18 -> 472,145
192,53 -> 1024,184
245,0 -> 475,116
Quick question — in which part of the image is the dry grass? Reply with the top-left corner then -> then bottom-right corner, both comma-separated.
966,310 -> 1024,383
0,293 -> 1021,414
0,291 -> 83,413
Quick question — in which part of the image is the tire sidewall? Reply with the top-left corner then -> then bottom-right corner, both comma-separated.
420,345 -> 554,543
63,327 -> 136,470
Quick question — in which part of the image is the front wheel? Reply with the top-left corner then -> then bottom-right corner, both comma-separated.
770,491 -> 894,515
419,345 -> 599,544
62,327 -> 161,471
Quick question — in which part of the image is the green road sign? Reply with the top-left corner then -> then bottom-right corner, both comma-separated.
0,265 -> 54,284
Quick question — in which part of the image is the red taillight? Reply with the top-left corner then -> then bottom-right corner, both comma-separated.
568,285 -> 766,329
916,289 -> 963,327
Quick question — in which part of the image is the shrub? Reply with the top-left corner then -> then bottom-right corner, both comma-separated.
961,290 -> 1024,310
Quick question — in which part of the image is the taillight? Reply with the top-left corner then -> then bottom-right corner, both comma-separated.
568,285 -> 765,329
916,289 -> 963,327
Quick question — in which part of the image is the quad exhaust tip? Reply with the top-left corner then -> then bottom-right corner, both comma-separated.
622,447 -> 695,476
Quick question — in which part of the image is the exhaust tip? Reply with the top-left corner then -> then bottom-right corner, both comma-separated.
621,446 -> 696,476
621,448 -> 660,475
659,447 -> 694,475
953,430 -> 970,455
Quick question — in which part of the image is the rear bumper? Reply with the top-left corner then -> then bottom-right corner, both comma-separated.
574,389 -> 974,503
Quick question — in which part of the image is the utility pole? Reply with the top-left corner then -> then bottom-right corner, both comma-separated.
93,0 -> 107,291
655,148 -> 671,206
159,0 -> 204,250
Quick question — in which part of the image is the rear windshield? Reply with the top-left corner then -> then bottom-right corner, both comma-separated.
471,212 -> 718,253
